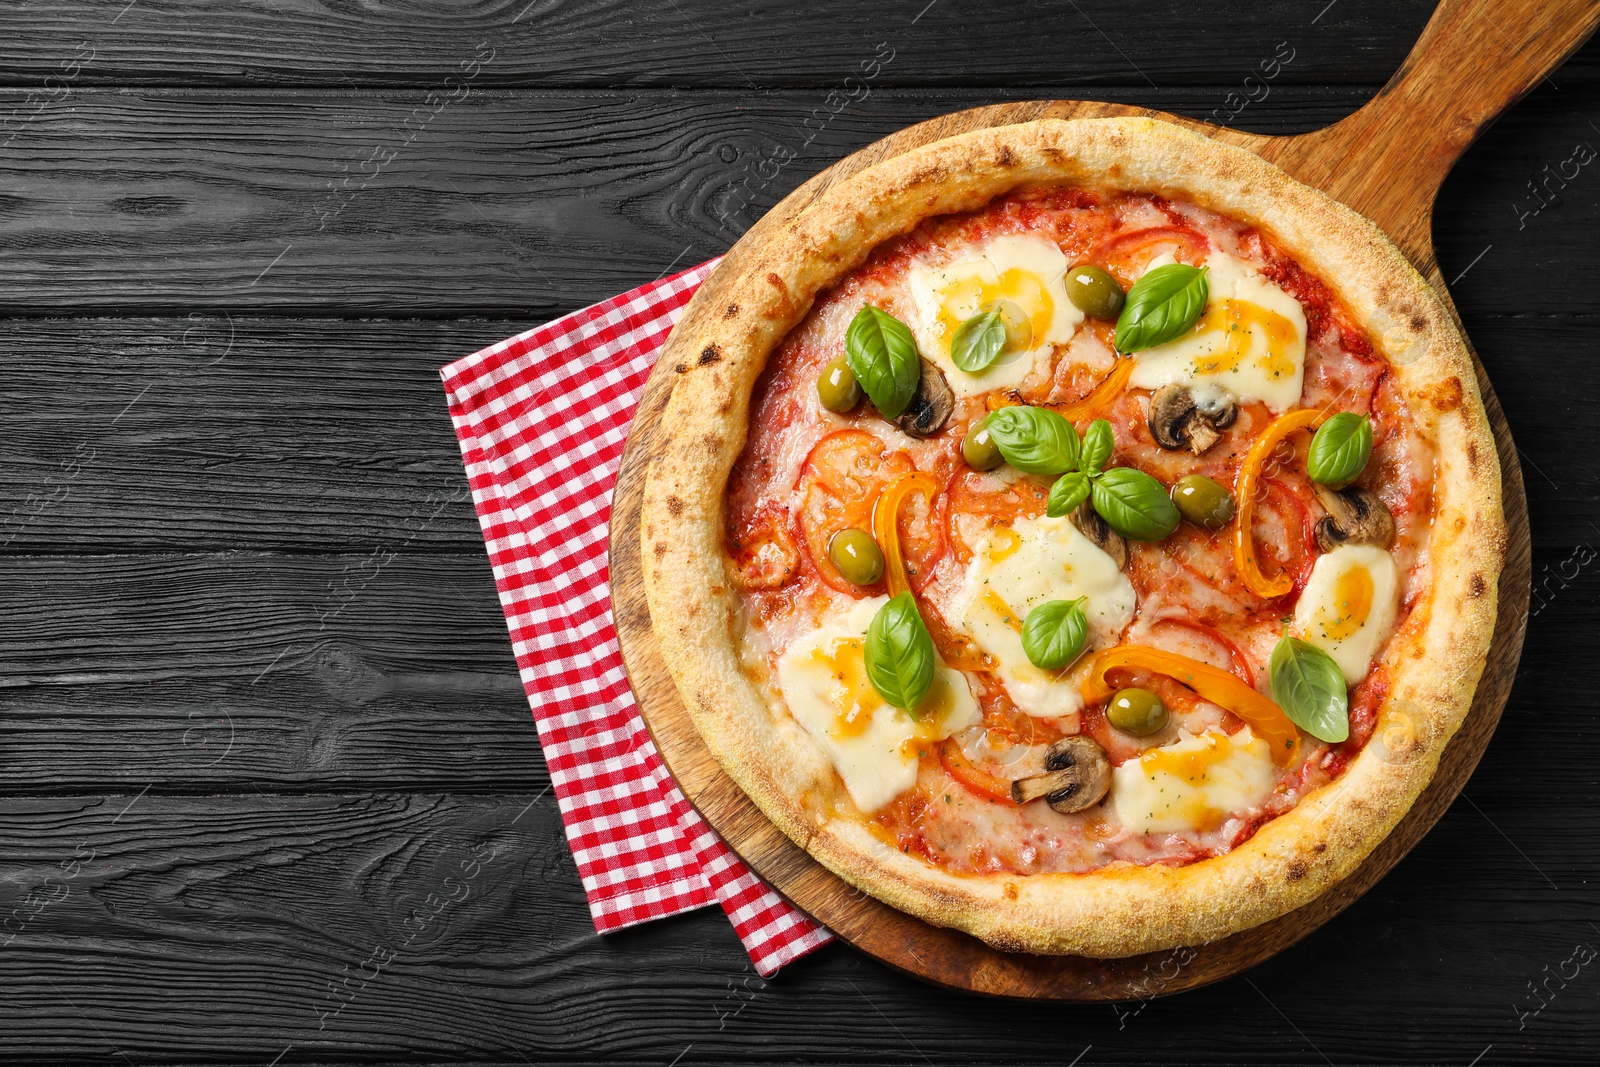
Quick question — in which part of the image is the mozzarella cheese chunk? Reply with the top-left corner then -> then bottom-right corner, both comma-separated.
1112,728 -> 1276,834
905,234 -> 1083,397
776,596 -> 980,813
1128,250 -> 1307,412
1293,544 -> 1400,685
949,515 -> 1135,719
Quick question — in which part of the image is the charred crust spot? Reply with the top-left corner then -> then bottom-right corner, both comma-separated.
674,363 -> 689,374
703,433 -> 723,453
1313,842 -> 1327,854
1467,441 -> 1481,469
996,145 -> 1017,168
1287,860 -> 1308,882
1409,314 -> 1427,332
1430,376 -> 1464,412
1003,881 -> 1019,901
1471,573 -> 1487,598
716,398 -> 732,415
724,303 -> 740,318
698,345 -> 721,366
763,273 -> 793,320
666,496 -> 685,517
652,542 -> 667,560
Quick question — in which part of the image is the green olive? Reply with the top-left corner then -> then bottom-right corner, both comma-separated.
1107,688 -> 1169,736
1064,264 -> 1125,321
828,528 -> 884,586
817,355 -> 862,413
962,417 -> 1004,471
1170,473 -> 1237,528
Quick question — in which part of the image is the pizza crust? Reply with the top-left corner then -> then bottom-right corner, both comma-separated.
640,117 -> 1505,957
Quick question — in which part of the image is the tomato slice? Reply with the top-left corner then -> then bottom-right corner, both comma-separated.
1094,225 -> 1213,286
945,469 -> 1049,564
939,739 -> 1019,805
1251,477 -> 1316,600
1145,619 -> 1256,689
796,430 -> 943,594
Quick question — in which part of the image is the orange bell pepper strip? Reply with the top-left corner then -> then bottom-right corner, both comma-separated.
983,358 -> 1134,420
871,471 -> 938,599
872,471 -> 992,672
1051,357 -> 1134,422
1081,645 -> 1301,765
1232,407 -> 1326,599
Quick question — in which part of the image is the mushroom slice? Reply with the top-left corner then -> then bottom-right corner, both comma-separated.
1011,736 -> 1112,813
1070,500 -> 1127,570
1314,485 -> 1396,552
1147,383 -> 1238,454
893,358 -> 955,438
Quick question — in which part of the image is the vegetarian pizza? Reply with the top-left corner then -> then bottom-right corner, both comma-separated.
641,118 -> 1504,957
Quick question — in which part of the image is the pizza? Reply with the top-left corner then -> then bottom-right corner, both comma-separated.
640,117 -> 1504,957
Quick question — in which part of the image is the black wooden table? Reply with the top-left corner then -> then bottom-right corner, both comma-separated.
0,2 -> 1594,1063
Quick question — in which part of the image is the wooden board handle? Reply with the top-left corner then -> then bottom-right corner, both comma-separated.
1256,0 -> 1600,265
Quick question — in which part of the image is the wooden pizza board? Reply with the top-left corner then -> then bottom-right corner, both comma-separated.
609,0 -> 1594,1000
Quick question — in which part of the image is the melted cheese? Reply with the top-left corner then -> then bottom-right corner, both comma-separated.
949,514 -> 1135,719
776,596 -> 980,812
1112,728 -> 1276,833
1293,544 -> 1399,684
906,234 -> 1083,397
1128,250 -> 1307,412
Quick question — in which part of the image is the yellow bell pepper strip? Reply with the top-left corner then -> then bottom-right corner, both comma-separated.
1232,407 -> 1326,599
1081,645 -> 1301,765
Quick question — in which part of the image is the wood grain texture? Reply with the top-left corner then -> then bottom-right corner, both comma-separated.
0,317 -> 517,551
0,83 -> 1596,317
0,552 -> 537,791
612,0 -> 1568,1000
0,791 -> 1590,1060
0,0 -> 1433,88
0,312 -> 1591,552
0,0 -> 1591,1058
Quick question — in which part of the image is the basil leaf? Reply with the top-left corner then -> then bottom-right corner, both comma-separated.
1307,412 -> 1374,486
1114,264 -> 1209,353
864,591 -> 937,713
845,306 -> 922,419
1021,597 -> 1089,670
1081,418 -> 1114,476
950,310 -> 1007,373
1046,471 -> 1092,517
984,405 -> 1080,475
1090,467 -> 1180,541
1269,636 -> 1350,743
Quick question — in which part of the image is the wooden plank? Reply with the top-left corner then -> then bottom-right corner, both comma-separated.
0,311 -> 1585,552
0,87 -> 1381,317
0,316 -> 514,552
0,793 -> 1590,1060
0,0 -> 1434,87
0,538 -> 1583,793
0,552 -> 537,790
0,84 -> 1591,315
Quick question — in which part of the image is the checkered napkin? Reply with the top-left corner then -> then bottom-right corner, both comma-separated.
439,260 -> 833,976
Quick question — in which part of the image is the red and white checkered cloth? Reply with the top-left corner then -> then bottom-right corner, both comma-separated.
440,259 -> 833,976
